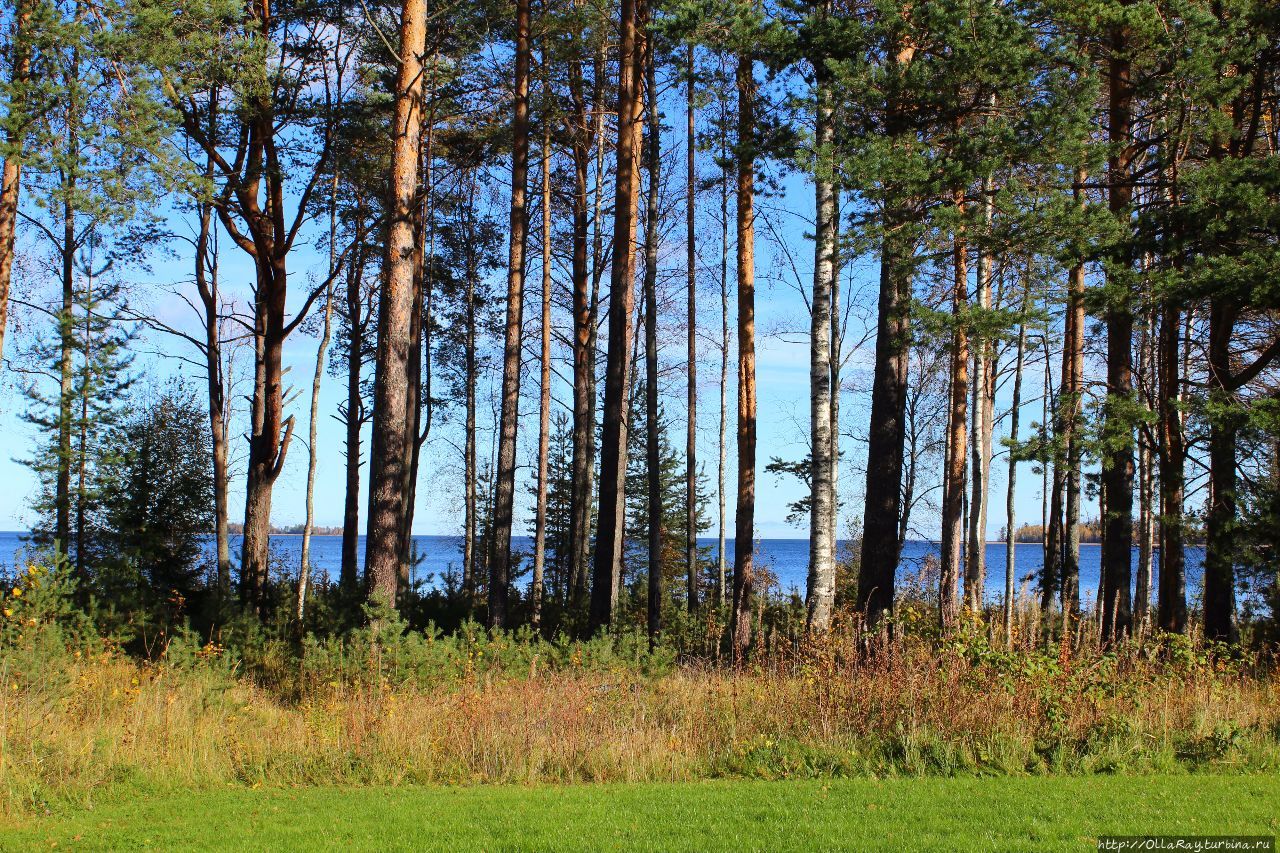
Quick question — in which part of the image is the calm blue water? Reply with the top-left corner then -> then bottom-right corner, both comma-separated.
0,530 -> 1203,605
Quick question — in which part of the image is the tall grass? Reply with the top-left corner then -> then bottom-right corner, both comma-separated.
2,564 -> 1278,820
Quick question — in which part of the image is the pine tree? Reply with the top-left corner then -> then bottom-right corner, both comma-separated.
22,242 -> 135,587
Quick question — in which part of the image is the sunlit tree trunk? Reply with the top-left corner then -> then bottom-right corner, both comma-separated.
1059,173 -> 1086,623
364,0 -> 428,606
730,51 -> 757,660
965,174 -> 994,610
589,0 -> 646,634
806,58 -> 837,634
0,0 -> 32,369
940,192 -> 968,632
717,100 -> 730,609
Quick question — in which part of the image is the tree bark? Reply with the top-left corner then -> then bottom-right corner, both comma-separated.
717,100 -> 730,609
532,123 -> 554,632
196,218 -> 231,599
730,52 -> 756,660
566,35 -> 598,614
806,62 -> 837,634
643,38 -> 662,644
856,33 -> 914,630
1157,299 -> 1186,632
340,243 -> 367,599
364,0 -> 427,607
463,174 -> 480,607
589,0 -> 646,634
684,43 -> 699,614
1059,174 -> 1086,622
1134,316 -> 1154,628
1004,278 -> 1030,646
487,0 -> 533,628
940,194 -> 968,632
1203,300 -> 1238,642
965,174 -> 994,610
0,0 -> 32,369
1100,18 -> 1135,642
298,170 -> 340,624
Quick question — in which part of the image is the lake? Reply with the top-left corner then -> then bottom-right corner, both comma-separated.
0,530 -> 1203,606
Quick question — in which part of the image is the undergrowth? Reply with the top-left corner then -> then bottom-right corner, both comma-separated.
2,562 -> 1278,820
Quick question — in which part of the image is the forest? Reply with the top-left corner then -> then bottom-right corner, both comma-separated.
1,0 -> 1279,845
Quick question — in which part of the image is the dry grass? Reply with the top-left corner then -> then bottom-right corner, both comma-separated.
3,630 -> 1278,820
3,566 -> 1278,820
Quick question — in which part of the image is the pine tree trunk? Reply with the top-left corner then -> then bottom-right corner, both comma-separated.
643,40 -> 662,643
1059,174 -> 1086,622
463,176 -> 480,607
1101,22 -> 1135,642
193,169 -> 232,600
1203,300 -> 1238,642
589,0 -> 646,634
805,63 -> 837,634
0,0 -> 32,369
340,239 -> 367,598
717,105 -> 730,609
1157,299 -> 1186,632
684,43 -> 699,614
403,136 -> 437,593
398,210 -> 426,598
532,124 -> 553,632
940,197 -> 968,632
856,38 -> 914,630
488,0 -> 533,628
58,170 -> 76,558
1004,280 -> 1030,646
298,172 -> 340,623
576,46 -> 607,611
364,0 -> 427,607
567,39 -> 597,614
965,175 -> 994,610
730,51 -> 757,660
1134,316 -> 1154,629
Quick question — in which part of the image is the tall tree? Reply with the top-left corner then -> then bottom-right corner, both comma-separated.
642,31 -> 662,643
0,0 -> 33,368
805,13 -> 838,633
1100,8 -> 1136,642
684,43 -> 699,615
531,120 -> 553,632
365,0 -> 428,607
488,0 -> 534,629
590,0 -> 646,634
939,190 -> 969,631
729,48 -> 756,659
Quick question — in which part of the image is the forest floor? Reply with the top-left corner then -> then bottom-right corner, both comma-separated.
4,774 -> 1278,851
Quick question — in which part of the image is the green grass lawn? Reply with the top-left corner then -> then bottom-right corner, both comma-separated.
5,775 -> 1278,851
